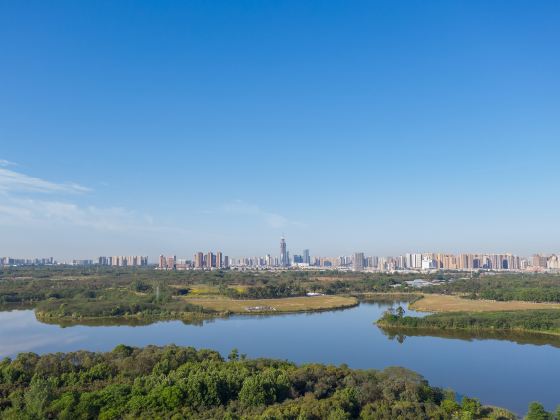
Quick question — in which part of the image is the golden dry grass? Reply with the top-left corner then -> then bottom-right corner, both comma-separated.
410,294 -> 560,313
169,284 -> 249,296
177,284 -> 220,295
182,295 -> 358,313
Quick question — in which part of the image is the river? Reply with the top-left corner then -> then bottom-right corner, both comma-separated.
1,301 -> 558,415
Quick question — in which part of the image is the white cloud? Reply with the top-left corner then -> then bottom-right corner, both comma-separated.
0,159 -> 16,167
0,193 -> 186,234
0,167 -> 90,194
0,164 -> 185,235
223,200 -> 305,229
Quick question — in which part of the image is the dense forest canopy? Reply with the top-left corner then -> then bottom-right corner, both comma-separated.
0,345 -> 516,419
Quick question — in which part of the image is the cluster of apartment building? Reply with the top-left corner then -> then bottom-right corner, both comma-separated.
221,252 -> 525,272
350,252 -> 523,272
1,257 -> 56,266
530,254 -> 560,271
3,245 -> 559,273
97,256 -> 149,267
154,238 -> 559,273
158,251 -> 229,270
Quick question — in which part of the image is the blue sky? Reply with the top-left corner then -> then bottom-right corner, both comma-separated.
1,1 -> 559,260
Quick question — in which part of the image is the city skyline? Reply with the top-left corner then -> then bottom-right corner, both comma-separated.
1,1 -> 560,258
1,232 -> 560,264
3,233 -> 560,272
5,250 -> 560,272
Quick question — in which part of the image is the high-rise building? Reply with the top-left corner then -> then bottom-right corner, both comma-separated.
100,255 -> 147,267
206,252 -> 214,268
194,252 -> 204,268
353,252 -> 364,271
166,256 -> 176,269
280,237 -> 288,267
421,257 -> 437,270
303,249 -> 310,265
532,255 -> 548,268
367,256 -> 378,269
98,256 -> 110,266
548,255 -> 560,270
216,251 -> 223,268
72,259 -> 93,266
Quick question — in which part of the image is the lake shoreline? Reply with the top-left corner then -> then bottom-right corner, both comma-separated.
34,295 -> 359,326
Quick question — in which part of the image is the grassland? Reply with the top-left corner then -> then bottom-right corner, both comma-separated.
182,295 -> 358,313
409,294 -> 560,313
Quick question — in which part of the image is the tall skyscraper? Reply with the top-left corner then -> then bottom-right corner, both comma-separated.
216,251 -> 223,269
195,252 -> 204,269
280,237 -> 288,267
353,252 -> 364,271
206,252 -> 214,268
303,249 -> 310,265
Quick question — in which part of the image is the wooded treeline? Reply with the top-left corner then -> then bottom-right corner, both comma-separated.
0,345 -> 515,419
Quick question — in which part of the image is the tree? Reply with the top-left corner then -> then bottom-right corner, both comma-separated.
228,348 -> 239,361
526,402 -> 551,420
25,376 -> 54,419
396,306 -> 405,318
461,397 -> 481,417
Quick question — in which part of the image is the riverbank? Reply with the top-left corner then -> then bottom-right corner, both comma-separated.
35,308 -> 217,326
34,295 -> 359,325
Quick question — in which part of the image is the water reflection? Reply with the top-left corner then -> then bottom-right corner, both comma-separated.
379,325 -> 560,348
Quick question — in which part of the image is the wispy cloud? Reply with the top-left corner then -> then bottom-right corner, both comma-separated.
0,161 -> 184,234
223,199 -> 306,229
0,167 -> 90,194
0,159 -> 16,167
0,193 -> 188,234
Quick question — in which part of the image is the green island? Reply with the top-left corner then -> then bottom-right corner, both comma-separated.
372,273 -> 560,339
0,344 -> 518,420
0,266 -> 454,324
0,267 -> 372,324
377,308 -> 560,337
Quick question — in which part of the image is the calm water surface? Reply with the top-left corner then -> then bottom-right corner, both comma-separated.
1,302 -> 558,415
